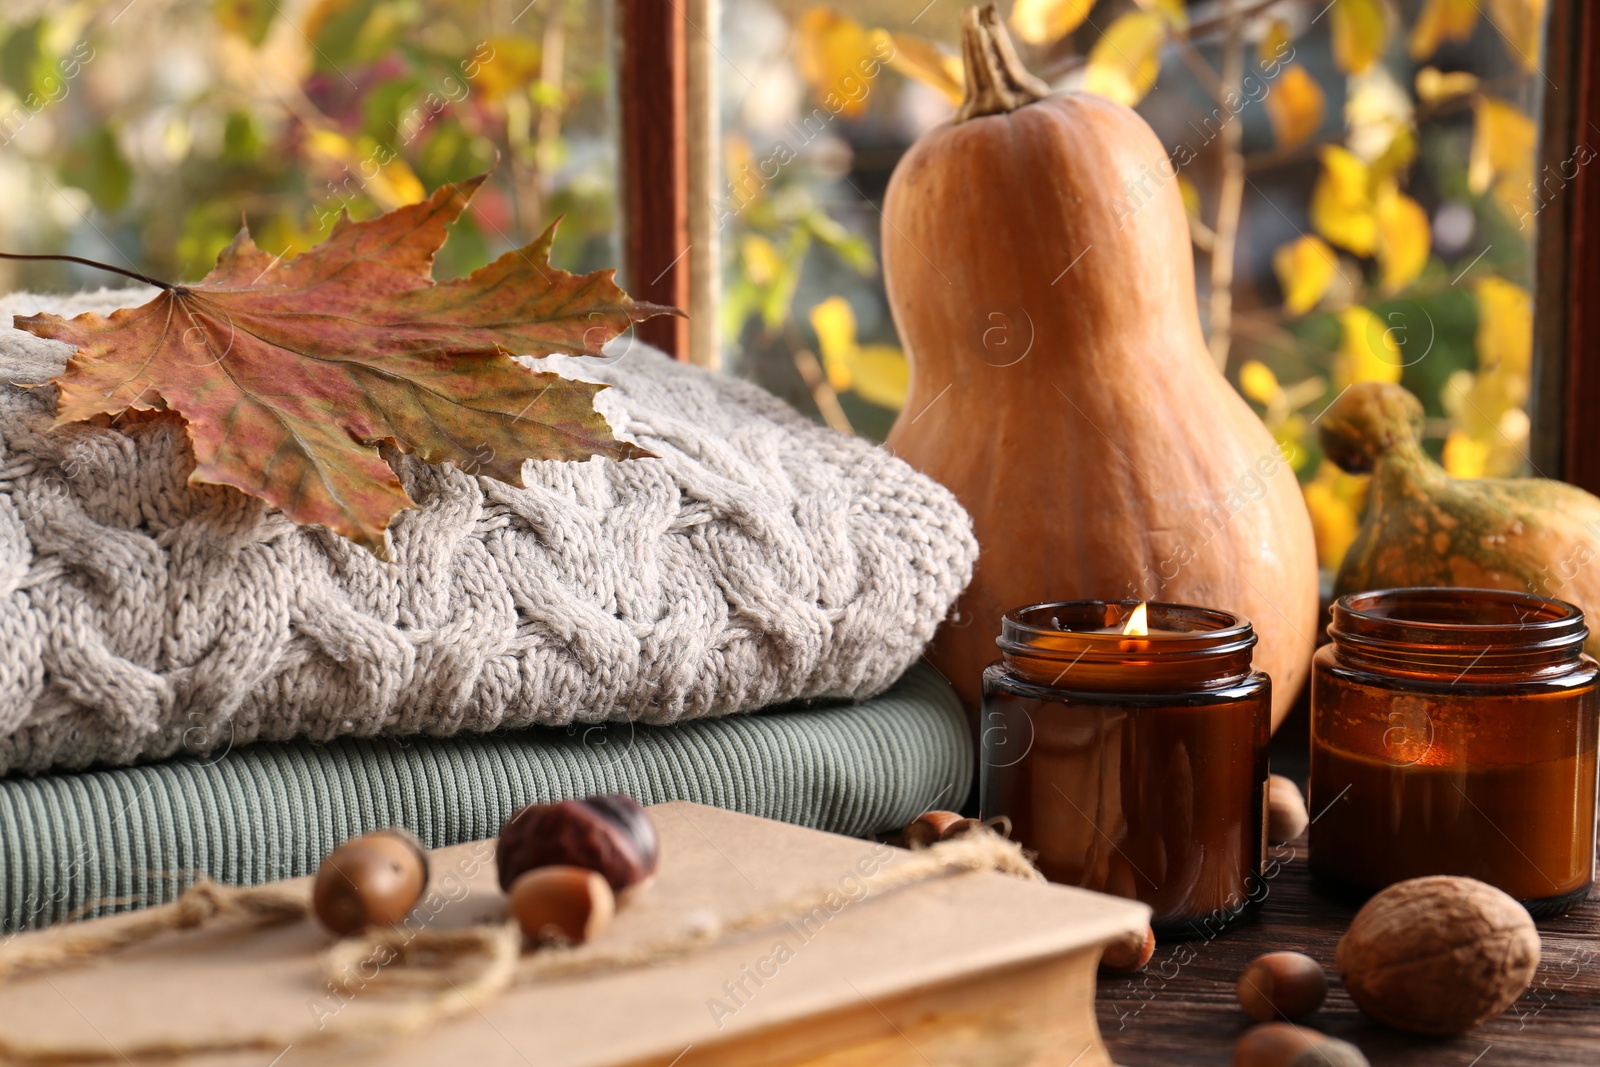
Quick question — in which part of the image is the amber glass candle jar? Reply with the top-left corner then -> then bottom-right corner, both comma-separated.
1310,588 -> 1600,917
980,601 -> 1271,938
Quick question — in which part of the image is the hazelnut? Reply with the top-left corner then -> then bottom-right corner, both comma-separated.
1099,925 -> 1156,972
497,794 -> 660,894
1234,1023 -> 1368,1067
313,829 -> 429,936
1236,951 -> 1327,1021
902,810 -> 977,848
1267,775 -> 1309,843
1336,875 -> 1539,1035
508,866 -> 615,945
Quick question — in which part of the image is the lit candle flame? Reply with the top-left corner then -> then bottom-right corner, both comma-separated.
1121,602 -> 1149,637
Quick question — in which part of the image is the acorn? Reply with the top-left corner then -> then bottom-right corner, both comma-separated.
497,794 -> 660,894
902,810 -> 977,848
312,829 -> 429,936
508,866 -> 616,945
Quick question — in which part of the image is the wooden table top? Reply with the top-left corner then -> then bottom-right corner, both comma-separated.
1095,835 -> 1600,1066
1094,713 -> 1600,1066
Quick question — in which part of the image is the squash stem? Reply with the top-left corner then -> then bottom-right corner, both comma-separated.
955,4 -> 1049,123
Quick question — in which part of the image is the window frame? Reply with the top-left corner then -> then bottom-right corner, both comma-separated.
616,0 -> 718,367
1549,0 -> 1600,493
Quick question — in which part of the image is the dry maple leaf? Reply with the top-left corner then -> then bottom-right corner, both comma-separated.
14,173 -> 676,556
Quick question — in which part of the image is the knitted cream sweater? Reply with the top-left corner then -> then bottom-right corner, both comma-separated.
0,289 -> 976,776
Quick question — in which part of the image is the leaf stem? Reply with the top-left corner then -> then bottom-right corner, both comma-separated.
0,252 -> 173,290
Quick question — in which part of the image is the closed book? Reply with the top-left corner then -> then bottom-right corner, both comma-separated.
0,802 -> 1149,1066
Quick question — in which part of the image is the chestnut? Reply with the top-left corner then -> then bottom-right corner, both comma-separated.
497,794 -> 659,894
508,866 -> 615,945
312,829 -> 429,936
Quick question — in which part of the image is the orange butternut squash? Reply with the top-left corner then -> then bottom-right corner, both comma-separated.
882,5 -> 1318,729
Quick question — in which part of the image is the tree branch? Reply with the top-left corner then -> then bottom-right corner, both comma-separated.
1207,0 -> 1247,371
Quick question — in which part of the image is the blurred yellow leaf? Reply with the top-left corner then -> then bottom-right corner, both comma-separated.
1311,146 -> 1377,256
1470,96 -> 1536,223
1369,126 -> 1418,182
1303,461 -> 1366,569
1485,0 -> 1547,73
373,163 -> 426,210
875,30 -> 963,106
1408,0 -> 1477,60
1082,12 -> 1168,107
1345,67 -> 1414,174
1415,66 -> 1479,104
1442,370 -> 1531,469
1338,306 -> 1403,387
1259,18 -> 1292,66
1010,0 -> 1099,46
850,345 -> 911,409
1469,97 -> 1537,191
470,36 -> 542,104
1272,413 -> 1313,472
809,296 -> 909,408
1442,429 -> 1491,478
1273,235 -> 1340,315
811,296 -> 858,392
1439,279 -> 1533,479
795,8 -> 877,119
306,128 -> 354,162
1134,0 -> 1188,31
1440,367 -> 1474,421
741,235 -> 781,286
1239,360 -> 1282,405
1331,0 -> 1388,74
304,129 -> 424,209
1374,183 -> 1430,293
1264,64 -> 1325,148
1440,365 -> 1475,414
1475,277 -> 1533,377
1176,174 -> 1202,219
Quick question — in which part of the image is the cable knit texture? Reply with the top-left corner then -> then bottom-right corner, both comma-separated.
0,288 -> 976,777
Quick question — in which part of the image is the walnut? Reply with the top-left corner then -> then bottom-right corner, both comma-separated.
1335,875 -> 1540,1035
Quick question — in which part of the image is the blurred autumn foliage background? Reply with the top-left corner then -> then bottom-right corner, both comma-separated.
0,0 -> 617,289
0,0 -> 1555,573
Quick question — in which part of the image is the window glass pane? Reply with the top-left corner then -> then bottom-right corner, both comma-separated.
0,1 -> 615,291
718,0 -> 1552,570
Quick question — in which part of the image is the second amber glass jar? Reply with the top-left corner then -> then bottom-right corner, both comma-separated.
1310,588 -> 1600,916
980,601 -> 1270,939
